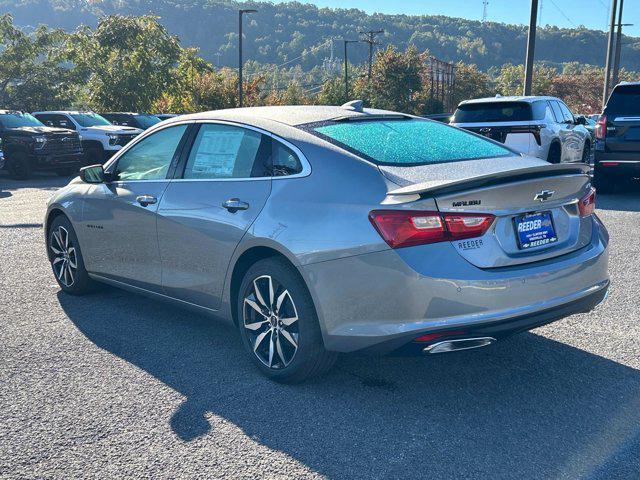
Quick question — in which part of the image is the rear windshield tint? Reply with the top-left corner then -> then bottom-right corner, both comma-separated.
453,102 -> 535,123
309,119 -> 512,166
607,85 -> 640,116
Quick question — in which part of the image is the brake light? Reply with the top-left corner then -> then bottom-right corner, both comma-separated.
578,187 -> 596,217
369,210 -> 495,248
511,124 -> 543,146
595,115 -> 607,140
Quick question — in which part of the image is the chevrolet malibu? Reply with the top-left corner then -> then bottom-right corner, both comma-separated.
45,104 -> 609,382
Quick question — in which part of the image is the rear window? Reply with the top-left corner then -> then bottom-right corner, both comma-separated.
607,85 -> 640,116
453,102 -> 535,123
309,119 -> 512,166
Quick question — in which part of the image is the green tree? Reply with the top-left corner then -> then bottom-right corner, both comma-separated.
317,77 -> 345,105
451,62 -> 494,106
67,15 -> 181,111
0,13 -> 73,110
495,63 -> 558,96
355,45 -> 425,114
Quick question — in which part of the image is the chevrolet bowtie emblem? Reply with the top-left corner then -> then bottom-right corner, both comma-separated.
534,189 -> 555,202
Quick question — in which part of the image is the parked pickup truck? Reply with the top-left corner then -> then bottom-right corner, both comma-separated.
0,111 -> 83,179
594,82 -> 640,192
33,111 -> 142,165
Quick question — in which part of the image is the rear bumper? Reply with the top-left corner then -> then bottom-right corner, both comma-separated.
303,215 -> 609,353
389,281 -> 608,355
594,150 -> 640,176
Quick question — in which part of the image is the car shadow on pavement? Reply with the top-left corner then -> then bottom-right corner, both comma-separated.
597,180 -> 640,212
0,172 -> 72,191
57,288 -> 640,479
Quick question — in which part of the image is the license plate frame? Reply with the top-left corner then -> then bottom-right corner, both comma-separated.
513,211 -> 558,250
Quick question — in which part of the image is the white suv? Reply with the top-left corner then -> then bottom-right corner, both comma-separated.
32,111 -> 143,164
451,96 -> 592,164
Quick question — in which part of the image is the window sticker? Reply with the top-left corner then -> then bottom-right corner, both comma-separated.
191,129 -> 244,177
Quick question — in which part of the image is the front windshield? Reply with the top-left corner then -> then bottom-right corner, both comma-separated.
71,113 -> 112,127
310,119 -> 512,166
134,114 -> 161,129
0,112 -> 45,128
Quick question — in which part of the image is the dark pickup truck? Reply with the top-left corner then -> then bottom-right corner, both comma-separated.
0,111 -> 83,179
594,82 -> 640,192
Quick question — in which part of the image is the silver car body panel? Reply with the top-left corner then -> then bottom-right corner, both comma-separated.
45,106 -> 610,354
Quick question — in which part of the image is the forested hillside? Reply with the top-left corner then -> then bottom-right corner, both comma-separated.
2,0 -> 639,71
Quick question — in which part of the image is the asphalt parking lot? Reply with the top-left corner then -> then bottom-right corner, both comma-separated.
1,174 -> 639,479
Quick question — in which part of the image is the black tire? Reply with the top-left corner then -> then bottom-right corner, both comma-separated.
83,144 -> 104,166
7,152 -> 32,180
581,141 -> 591,164
547,142 -> 562,164
237,257 -> 337,383
47,215 -> 95,295
593,170 -> 615,194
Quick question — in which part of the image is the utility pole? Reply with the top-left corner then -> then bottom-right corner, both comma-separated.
359,29 -> 384,79
238,8 -> 257,108
611,0 -> 625,87
603,0 -> 618,108
523,0 -> 539,96
343,39 -> 359,101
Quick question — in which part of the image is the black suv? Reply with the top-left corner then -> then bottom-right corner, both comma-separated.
594,82 -> 640,192
0,111 -> 83,179
100,112 -> 161,130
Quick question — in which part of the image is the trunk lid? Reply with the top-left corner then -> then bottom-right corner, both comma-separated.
383,160 -> 593,268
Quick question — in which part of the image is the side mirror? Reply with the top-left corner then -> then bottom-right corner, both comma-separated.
80,164 -> 106,183
575,116 -> 587,125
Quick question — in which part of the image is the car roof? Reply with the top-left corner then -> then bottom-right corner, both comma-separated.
459,95 -> 559,106
32,111 -> 97,115
102,112 -> 156,115
164,105 -> 406,128
613,81 -> 640,88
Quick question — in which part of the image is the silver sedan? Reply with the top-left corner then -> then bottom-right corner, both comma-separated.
45,105 -> 610,382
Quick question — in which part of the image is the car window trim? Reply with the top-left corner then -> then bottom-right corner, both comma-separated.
103,120 -> 195,183
169,119 -> 311,182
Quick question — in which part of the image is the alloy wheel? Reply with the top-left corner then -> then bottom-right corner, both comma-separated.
50,226 -> 77,287
243,275 -> 299,369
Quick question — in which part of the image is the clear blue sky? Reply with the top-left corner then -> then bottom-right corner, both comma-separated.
273,0 -> 638,37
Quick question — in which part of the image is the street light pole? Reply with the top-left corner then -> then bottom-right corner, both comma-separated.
238,8 -> 257,108
343,39 -> 359,102
603,0 -> 618,108
611,0 -> 625,87
523,0 -> 539,96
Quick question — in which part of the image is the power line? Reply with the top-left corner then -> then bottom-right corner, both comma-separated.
547,0 -> 576,27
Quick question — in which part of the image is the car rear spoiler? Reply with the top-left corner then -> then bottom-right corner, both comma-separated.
387,163 -> 591,198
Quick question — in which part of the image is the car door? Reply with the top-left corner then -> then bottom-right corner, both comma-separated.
79,123 -> 190,290
157,122 -> 274,310
558,101 -> 584,162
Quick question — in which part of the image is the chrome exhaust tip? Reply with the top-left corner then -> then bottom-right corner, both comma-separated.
423,337 -> 496,354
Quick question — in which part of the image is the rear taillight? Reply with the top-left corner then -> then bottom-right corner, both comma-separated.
578,187 -> 596,217
511,124 -> 544,146
595,115 -> 607,140
369,210 -> 495,249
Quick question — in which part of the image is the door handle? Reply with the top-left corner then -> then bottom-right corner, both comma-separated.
136,195 -> 157,207
222,198 -> 249,213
